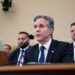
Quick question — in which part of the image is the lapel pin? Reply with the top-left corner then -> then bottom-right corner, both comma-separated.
51,50 -> 55,53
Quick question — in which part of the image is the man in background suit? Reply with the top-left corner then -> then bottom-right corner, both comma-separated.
69,22 -> 75,62
8,31 -> 34,66
25,15 -> 73,64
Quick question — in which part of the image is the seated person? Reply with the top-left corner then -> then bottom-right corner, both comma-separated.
3,44 -> 11,54
8,31 -> 34,66
25,15 -> 73,64
0,37 -> 4,51
69,22 -> 75,62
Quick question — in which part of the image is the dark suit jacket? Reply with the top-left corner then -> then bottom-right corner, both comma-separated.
68,43 -> 74,62
8,46 -> 31,65
25,39 -> 73,64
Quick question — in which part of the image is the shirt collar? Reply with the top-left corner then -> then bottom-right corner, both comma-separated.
73,42 -> 75,47
39,38 -> 52,50
20,45 -> 29,51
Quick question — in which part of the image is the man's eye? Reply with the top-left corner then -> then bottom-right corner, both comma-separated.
18,38 -> 26,40
39,25 -> 44,27
21,38 -> 26,40
34,25 -> 37,28
34,24 -> 45,28
71,30 -> 74,32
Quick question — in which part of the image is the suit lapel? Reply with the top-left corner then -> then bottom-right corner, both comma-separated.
46,39 -> 58,62
14,48 -> 20,62
10,48 -> 20,64
33,44 -> 39,62
70,43 -> 74,60
70,43 -> 73,51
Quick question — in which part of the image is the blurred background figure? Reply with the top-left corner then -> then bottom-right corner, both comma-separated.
0,37 -> 4,51
69,22 -> 75,62
4,44 -> 11,54
8,31 -> 34,66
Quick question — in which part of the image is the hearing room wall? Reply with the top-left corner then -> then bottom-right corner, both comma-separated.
0,0 -> 75,46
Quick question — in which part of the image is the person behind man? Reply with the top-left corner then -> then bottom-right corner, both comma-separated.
69,22 -> 75,62
0,37 -> 4,51
8,31 -> 34,66
25,15 -> 73,64
3,44 -> 11,54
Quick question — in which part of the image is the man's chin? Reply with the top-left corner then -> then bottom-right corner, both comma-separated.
18,44 -> 28,48
73,39 -> 75,42
18,44 -> 24,47
36,38 -> 43,43
36,38 -> 42,41
19,45 -> 23,47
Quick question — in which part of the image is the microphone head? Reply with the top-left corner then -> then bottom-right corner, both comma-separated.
28,34 -> 34,40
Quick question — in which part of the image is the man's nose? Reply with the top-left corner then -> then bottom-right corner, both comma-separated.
19,39 -> 23,42
73,31 -> 75,34
35,26 -> 40,31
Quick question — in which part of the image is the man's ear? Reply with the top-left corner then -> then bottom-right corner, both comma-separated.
49,28 -> 54,35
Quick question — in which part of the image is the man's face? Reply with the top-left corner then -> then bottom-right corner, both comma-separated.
17,34 -> 29,48
70,25 -> 75,41
34,18 -> 53,44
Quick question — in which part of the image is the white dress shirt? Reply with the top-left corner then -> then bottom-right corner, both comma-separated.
38,39 -> 52,63
17,45 -> 29,66
73,42 -> 75,61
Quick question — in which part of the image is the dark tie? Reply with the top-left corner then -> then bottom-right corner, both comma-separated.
17,50 -> 25,66
39,46 -> 45,64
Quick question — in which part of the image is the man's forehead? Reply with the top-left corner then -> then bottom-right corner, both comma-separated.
35,18 -> 47,22
18,34 -> 27,37
34,18 -> 48,25
71,26 -> 75,29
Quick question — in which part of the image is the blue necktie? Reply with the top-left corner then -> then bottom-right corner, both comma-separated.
39,46 -> 45,64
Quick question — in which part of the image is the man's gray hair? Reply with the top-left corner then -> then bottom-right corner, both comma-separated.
34,15 -> 54,29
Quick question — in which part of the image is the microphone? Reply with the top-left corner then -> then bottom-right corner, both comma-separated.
28,34 -> 34,40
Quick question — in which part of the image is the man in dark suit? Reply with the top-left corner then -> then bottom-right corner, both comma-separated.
25,15 -> 73,64
69,22 -> 75,62
8,31 -> 34,66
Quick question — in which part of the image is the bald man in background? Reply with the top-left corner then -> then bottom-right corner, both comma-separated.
8,31 -> 34,66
